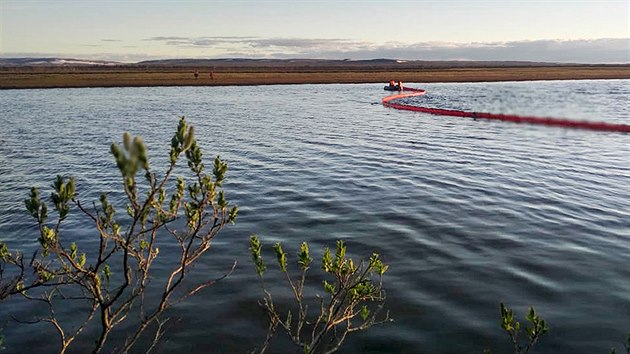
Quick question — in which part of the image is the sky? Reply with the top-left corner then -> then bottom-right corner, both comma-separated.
1,0 -> 628,63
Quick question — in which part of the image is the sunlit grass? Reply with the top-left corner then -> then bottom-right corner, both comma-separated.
1,66 -> 629,89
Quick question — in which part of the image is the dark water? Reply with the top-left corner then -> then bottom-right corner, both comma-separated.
1,80 -> 629,353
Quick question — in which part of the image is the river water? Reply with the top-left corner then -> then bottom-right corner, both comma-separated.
0,80 -> 629,353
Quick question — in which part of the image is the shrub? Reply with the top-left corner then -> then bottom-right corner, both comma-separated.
498,302 -> 548,354
0,117 -> 237,353
250,236 -> 391,353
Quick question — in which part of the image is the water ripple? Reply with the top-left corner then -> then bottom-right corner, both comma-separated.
0,81 -> 629,353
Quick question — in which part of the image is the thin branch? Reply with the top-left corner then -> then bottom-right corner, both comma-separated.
177,260 -> 237,302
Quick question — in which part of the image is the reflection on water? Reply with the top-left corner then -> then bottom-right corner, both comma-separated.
0,80 -> 629,353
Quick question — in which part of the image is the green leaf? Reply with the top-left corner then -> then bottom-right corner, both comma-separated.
66,177 -> 76,200
217,190 -> 228,208
213,156 -> 228,187
360,305 -> 370,321
123,131 -> 132,150
183,126 -> 195,151
250,235 -> 266,277
273,242 -> 287,272
127,204 -> 134,217
37,269 -> 54,282
297,242 -> 312,270
103,264 -> 111,281
134,136 -> 149,171
70,242 -> 77,259
323,280 -> 335,294
228,206 -> 238,224
0,242 -> 10,262
25,187 -> 47,222
322,247 -> 333,273
369,253 -> 389,276
500,302 -> 515,333
38,226 -> 57,256
334,240 -> 346,270
185,141 -> 204,173
526,307 -> 535,322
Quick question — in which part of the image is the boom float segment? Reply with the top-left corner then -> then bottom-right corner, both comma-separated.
382,88 -> 630,133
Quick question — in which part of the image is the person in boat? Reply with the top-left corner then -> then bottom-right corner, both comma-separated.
398,80 -> 403,91
389,80 -> 396,88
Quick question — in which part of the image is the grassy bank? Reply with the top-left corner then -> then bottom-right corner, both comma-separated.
1,66 -> 629,89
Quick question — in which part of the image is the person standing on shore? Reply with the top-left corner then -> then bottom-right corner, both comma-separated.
194,70 -> 199,79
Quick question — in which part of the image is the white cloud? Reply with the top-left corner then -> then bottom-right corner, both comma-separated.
3,38 -> 628,63
141,36 -> 629,63
309,38 -> 629,63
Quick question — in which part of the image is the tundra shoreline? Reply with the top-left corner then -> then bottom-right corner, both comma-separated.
1,66 -> 629,89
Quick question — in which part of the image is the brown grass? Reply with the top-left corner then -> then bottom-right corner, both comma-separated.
1,66 -> 629,89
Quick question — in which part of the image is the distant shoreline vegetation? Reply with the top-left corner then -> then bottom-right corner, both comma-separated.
1,62 -> 629,90
3,57 -> 630,69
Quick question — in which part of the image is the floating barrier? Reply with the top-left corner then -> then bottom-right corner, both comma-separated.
382,87 -> 630,133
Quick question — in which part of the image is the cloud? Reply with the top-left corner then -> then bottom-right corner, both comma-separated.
4,38 -> 627,63
249,38 -> 365,49
0,51 -> 162,63
144,36 -> 191,41
144,35 -> 368,51
144,36 -> 258,44
404,39 -> 626,63
142,36 -> 629,63
101,39 -> 122,42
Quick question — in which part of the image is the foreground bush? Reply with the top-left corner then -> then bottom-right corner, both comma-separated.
0,117 -> 237,353
250,236 -> 391,353
1,115 -> 625,354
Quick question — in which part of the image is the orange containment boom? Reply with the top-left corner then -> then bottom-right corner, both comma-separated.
382,88 -> 630,133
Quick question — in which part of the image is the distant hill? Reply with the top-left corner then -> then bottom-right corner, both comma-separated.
137,58 -> 404,66
2,57 -> 627,74
0,57 -> 564,68
0,57 -> 123,66
134,58 -> 560,69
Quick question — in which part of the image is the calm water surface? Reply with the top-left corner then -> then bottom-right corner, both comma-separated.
1,80 -> 629,353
